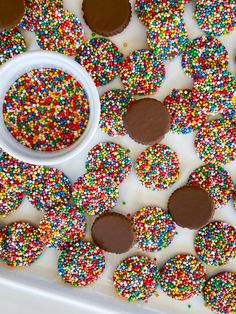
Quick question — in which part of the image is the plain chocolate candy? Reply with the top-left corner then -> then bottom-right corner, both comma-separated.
91,212 -> 135,254
82,0 -> 131,36
168,185 -> 215,229
123,98 -> 171,145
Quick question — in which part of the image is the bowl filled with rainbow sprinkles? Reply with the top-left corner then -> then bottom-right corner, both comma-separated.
0,50 -> 100,165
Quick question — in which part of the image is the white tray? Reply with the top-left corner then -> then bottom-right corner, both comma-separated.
0,1 -> 236,313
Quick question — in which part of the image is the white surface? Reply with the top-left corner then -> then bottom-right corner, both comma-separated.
0,51 -> 100,165
0,0 -> 236,314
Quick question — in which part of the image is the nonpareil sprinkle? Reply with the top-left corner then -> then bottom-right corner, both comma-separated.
3,68 -> 90,152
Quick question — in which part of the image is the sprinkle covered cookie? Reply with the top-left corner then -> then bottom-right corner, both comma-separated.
58,241 -> 105,287
113,255 -> 159,302
76,38 -> 123,86
135,144 -> 180,191
1,221 -> 44,267
195,221 -> 236,266
159,254 -> 206,301
120,49 -> 165,95
132,207 -> 176,252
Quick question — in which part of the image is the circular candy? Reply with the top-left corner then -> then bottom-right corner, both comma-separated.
195,0 -> 235,36
203,272 -> 236,314
99,89 -> 134,137
164,89 -> 208,134
195,119 -> 236,165
168,185 -> 215,229
38,205 -> 86,249
191,70 -> 236,115
120,49 -> 165,95
123,98 -> 170,145
0,152 -> 29,189
147,14 -> 188,60
76,38 -> 123,87
113,255 -> 159,302
195,221 -> 236,266
0,28 -> 26,65
0,184 -> 24,217
91,212 -> 135,254
3,68 -> 90,151
1,221 -> 44,267
24,165 -> 72,212
0,0 -> 24,32
135,144 -> 180,191
82,0 -> 131,36
19,0 -> 63,31
58,241 -> 105,287
159,254 -> 206,301
131,207 -> 176,252
181,36 -> 229,78
86,142 -> 132,184
35,9 -> 84,56
188,165 -> 234,209
72,172 -> 119,216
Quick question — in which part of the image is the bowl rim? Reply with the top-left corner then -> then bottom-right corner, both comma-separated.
0,51 -> 100,165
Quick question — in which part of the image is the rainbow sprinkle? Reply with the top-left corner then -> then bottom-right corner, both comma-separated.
3,68 -> 89,151
76,38 -> 123,86
58,241 -> 105,287
1,221 -> 44,267
100,89 -> 134,137
160,254 -> 206,301
120,49 -> 165,95
195,221 -> 236,266
132,207 -> 176,252
113,255 -> 159,302
135,144 -> 180,191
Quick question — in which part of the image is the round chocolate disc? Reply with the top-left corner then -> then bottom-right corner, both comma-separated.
168,186 -> 215,230
0,0 -> 25,32
91,212 -> 135,254
82,0 -> 132,37
123,98 -> 171,145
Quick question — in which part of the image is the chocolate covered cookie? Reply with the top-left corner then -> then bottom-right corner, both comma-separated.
0,0 -> 24,32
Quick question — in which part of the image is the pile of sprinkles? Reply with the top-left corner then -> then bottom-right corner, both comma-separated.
72,171 -> 119,216
24,165 -> 71,212
131,207 -> 177,252
203,272 -> 236,314
35,9 -> 84,56
195,0 -> 235,36
159,254 -> 206,301
188,165 -> 234,209
76,38 -> 123,86
194,221 -> 236,266
195,119 -> 236,165
164,89 -> 208,134
38,205 -> 86,249
147,14 -> 188,60
85,142 -> 132,184
99,89 -> 134,137
1,221 -> 44,267
0,184 -> 24,217
120,49 -> 165,95
3,68 -> 90,151
113,255 -> 159,302
135,144 -> 180,191
19,0 -> 63,31
58,241 -> 105,287
0,28 -> 26,65
181,36 -> 229,78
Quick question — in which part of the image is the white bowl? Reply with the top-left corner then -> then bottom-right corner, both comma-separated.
0,51 -> 100,165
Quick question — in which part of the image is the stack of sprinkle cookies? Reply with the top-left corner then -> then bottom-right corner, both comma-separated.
0,0 -> 236,313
